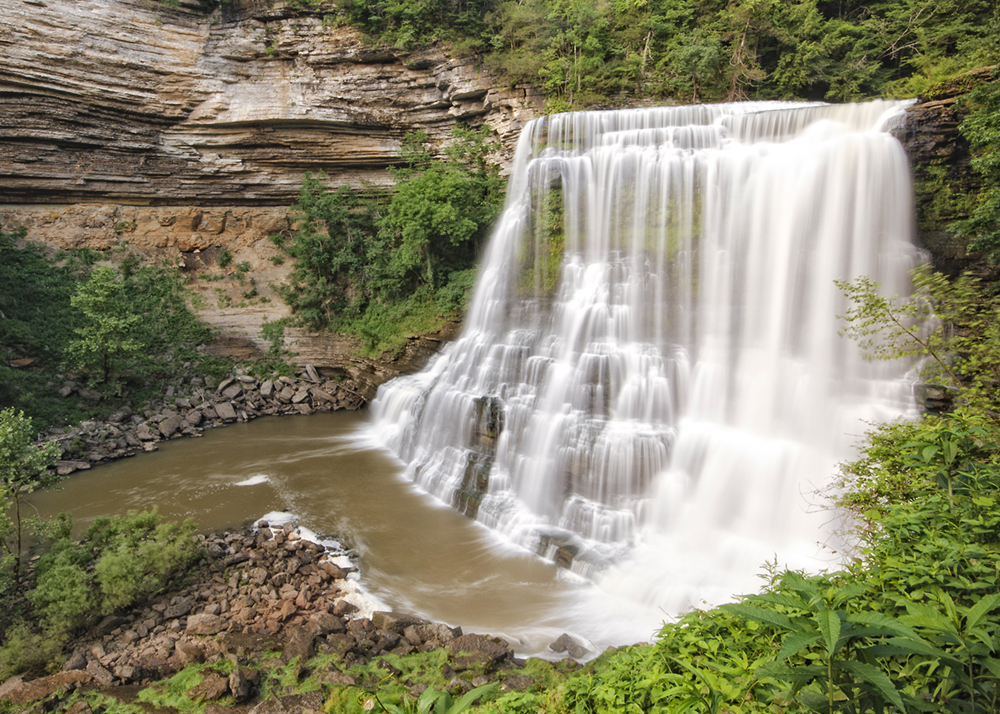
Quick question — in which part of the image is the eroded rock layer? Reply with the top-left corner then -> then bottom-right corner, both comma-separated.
0,0 -> 541,206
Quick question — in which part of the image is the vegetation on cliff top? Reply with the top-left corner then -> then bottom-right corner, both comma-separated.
330,0 -> 998,108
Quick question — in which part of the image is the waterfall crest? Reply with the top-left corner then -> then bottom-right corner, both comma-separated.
370,100 -> 919,634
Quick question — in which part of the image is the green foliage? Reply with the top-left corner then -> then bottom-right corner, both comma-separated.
838,267 -> 1000,413
0,408 -> 62,587
278,127 -> 502,354
68,265 -> 145,386
957,72 -> 1000,262
218,248 -> 233,268
27,510 -> 200,635
331,0 -> 996,109
0,623 -> 65,681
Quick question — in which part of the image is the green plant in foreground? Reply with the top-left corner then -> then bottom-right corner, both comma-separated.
371,682 -> 499,714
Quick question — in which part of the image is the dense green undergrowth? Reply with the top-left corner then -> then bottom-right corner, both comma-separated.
274,127 -> 504,355
0,504 -> 200,681
0,228 -> 226,429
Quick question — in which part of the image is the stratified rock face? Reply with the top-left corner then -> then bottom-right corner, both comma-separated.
0,0 -> 542,206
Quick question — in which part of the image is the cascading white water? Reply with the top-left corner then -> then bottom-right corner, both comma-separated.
370,100 -> 920,646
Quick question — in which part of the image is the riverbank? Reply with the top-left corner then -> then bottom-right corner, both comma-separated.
0,521 -> 591,713
42,366 -> 367,477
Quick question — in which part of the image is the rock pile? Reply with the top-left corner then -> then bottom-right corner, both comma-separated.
1,523 -> 542,711
45,366 -> 366,475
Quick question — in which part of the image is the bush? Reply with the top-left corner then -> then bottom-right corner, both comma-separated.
0,624 -> 65,681
28,510 -> 200,636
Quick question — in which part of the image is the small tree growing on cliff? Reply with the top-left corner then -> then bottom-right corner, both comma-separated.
0,407 -> 61,588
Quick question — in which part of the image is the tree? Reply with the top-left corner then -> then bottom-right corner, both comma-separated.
67,265 -> 144,387
0,408 -> 61,587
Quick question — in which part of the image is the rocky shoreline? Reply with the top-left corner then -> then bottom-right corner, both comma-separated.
0,521 -> 588,713
44,365 -> 366,476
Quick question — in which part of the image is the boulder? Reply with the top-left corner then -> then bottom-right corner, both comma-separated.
159,414 -> 184,437
189,671 -> 229,701
186,613 -> 224,635
447,634 -> 512,671
549,633 -> 589,659
214,401 -> 238,422
229,668 -> 259,703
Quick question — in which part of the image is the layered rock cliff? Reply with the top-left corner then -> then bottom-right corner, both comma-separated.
0,0 -> 540,205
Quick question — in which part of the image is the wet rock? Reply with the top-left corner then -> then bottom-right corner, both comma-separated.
404,623 -> 460,648
332,600 -> 358,617
159,414 -> 184,437
55,460 -> 91,475
549,633 -> 589,659
372,611 -> 425,634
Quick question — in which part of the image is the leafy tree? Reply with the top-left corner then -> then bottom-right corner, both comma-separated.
67,265 -> 144,387
278,126 -> 503,354
380,127 -> 504,293
837,267 -> 1000,413
0,408 -> 61,587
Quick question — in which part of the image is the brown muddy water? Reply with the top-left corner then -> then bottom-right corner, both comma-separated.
31,411 -> 652,657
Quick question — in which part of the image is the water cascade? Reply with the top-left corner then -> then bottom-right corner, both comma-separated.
370,100 -> 919,644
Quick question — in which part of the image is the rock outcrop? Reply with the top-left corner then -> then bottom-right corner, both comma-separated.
0,0 -> 541,207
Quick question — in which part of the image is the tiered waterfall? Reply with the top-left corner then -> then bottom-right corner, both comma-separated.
370,100 -> 919,632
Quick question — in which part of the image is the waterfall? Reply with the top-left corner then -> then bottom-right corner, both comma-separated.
370,100 -> 919,641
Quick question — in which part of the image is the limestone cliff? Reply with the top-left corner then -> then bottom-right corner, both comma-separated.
0,0 -> 540,206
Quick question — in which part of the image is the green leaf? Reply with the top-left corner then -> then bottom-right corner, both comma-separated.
964,592 -> 1000,631
847,612 -> 921,640
722,603 -> 795,631
840,660 -> 907,713
777,630 -> 821,662
815,608 -> 842,658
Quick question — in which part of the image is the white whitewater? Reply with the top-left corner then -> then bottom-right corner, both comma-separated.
370,100 -> 919,648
